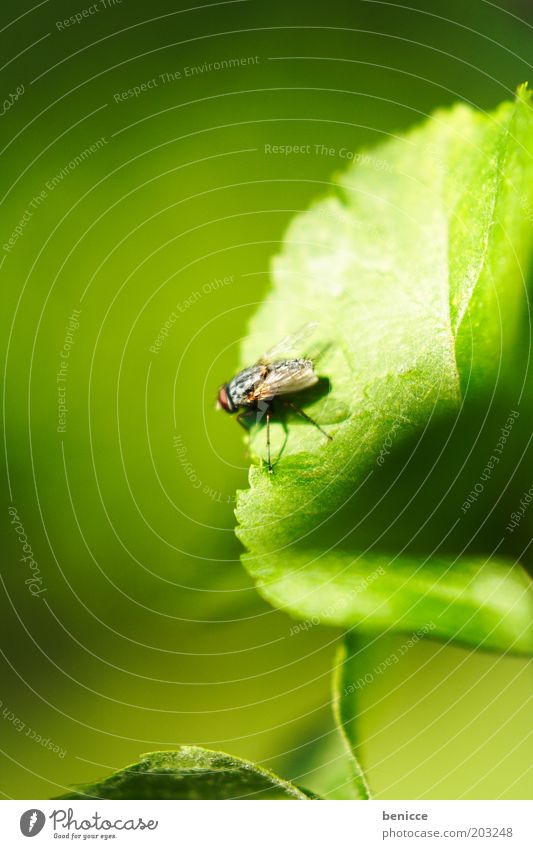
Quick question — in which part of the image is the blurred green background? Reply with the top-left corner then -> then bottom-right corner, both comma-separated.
1,0 -> 531,799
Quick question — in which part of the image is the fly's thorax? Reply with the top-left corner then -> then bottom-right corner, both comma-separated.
227,364 -> 266,407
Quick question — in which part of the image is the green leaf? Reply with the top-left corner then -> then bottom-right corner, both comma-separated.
242,550 -> 533,655
332,639 -> 372,799
56,747 -> 318,800
235,88 -> 533,655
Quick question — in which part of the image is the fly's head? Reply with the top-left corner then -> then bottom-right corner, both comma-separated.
216,384 -> 236,413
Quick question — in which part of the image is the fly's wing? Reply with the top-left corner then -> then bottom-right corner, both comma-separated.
252,359 -> 319,401
257,322 -> 319,364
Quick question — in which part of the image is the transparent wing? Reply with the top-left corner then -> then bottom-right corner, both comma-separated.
252,360 -> 319,400
257,322 -> 319,364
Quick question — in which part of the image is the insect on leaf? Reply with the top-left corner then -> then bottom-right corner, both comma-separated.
235,87 -> 533,656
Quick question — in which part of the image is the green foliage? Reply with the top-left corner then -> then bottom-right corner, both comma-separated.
57,747 -> 318,800
235,88 -> 533,655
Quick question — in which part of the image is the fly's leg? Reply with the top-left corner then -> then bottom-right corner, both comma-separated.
266,406 -> 272,473
238,402 -> 281,472
284,400 -> 332,441
236,407 -> 273,470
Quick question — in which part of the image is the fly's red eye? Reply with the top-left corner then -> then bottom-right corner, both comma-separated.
217,386 -> 232,412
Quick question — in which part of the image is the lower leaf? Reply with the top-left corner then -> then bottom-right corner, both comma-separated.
56,747 -> 319,800
242,550 -> 533,656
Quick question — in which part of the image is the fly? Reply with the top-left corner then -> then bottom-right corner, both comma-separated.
217,326 -> 332,473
